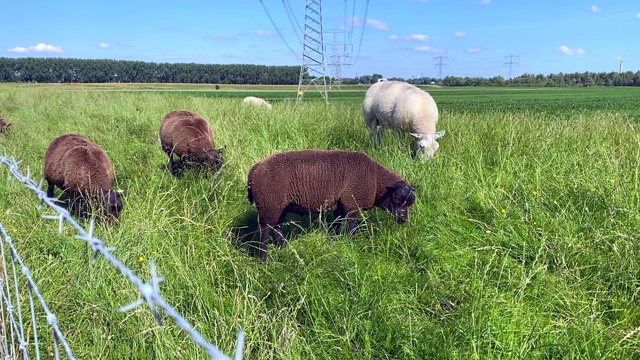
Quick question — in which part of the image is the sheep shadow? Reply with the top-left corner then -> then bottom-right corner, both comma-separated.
160,159 -> 221,178
230,209 -> 338,259
46,191 -> 117,224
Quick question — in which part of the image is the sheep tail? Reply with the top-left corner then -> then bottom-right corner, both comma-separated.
247,185 -> 254,204
247,164 -> 256,204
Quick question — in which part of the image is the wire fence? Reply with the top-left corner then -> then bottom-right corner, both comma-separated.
0,151 -> 245,359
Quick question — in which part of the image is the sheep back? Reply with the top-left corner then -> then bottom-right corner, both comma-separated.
44,134 -> 116,194
242,96 -> 272,108
247,150 -> 403,221
159,110 -> 216,160
363,80 -> 438,134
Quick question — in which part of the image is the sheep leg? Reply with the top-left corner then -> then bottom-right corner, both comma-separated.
340,200 -> 361,235
258,224 -> 272,262
46,180 -> 55,199
274,212 -> 288,248
370,121 -> 382,147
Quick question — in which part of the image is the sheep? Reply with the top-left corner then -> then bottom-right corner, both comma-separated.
0,115 -> 11,134
159,110 -> 224,175
44,134 -> 124,221
247,149 -> 418,261
242,96 -> 272,109
363,80 -> 445,159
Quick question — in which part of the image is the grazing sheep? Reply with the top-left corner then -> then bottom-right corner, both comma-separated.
159,110 -> 224,175
44,134 -> 124,220
363,80 -> 445,159
0,116 -> 11,134
247,149 -> 418,261
242,96 -> 272,109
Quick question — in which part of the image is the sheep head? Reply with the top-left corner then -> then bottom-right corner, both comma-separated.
101,189 -> 125,220
410,131 -> 445,159
379,181 -> 418,224
204,147 -> 224,170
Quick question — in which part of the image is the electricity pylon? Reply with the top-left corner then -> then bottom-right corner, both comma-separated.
504,55 -> 519,80
297,0 -> 328,103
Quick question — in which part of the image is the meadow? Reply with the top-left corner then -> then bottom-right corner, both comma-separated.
0,83 -> 640,359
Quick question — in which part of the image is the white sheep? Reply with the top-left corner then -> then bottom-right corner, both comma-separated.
363,80 -> 445,159
242,96 -> 272,109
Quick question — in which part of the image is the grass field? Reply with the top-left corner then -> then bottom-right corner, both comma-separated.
1,83 -> 640,359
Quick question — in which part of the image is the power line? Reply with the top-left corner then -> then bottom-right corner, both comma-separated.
284,0 -> 304,33
259,0 -> 301,61
281,0 -> 302,45
504,55 -> 519,80
354,0 -> 370,63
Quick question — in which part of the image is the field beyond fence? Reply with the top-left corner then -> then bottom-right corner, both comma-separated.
1,83 -> 640,359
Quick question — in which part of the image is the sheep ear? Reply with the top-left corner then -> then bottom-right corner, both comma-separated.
409,133 -> 421,139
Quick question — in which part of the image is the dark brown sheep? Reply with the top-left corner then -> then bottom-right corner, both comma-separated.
44,134 -> 124,220
247,150 -> 418,261
159,110 -> 223,175
0,115 -> 11,134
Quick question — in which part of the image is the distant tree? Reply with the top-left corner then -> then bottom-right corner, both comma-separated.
371,74 -> 384,83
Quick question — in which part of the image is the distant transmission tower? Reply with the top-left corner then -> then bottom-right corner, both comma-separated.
504,55 -> 520,80
297,0 -> 328,103
433,56 -> 449,81
326,29 -> 352,89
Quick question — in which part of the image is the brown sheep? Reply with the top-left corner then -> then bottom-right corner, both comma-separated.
159,110 -> 223,175
44,134 -> 124,220
247,150 -> 418,261
0,115 -> 11,134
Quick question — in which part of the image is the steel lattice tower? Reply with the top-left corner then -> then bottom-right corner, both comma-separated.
297,0 -> 328,102
326,30 -> 352,90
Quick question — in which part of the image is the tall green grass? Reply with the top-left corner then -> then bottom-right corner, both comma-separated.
0,85 -> 639,359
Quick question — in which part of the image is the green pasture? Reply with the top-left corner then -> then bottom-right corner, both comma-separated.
0,83 -> 639,359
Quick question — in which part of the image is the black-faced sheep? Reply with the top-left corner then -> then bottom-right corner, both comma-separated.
363,80 -> 445,159
44,134 -> 124,220
159,110 -> 224,175
0,116 -> 11,134
242,96 -> 272,109
247,149 -> 418,261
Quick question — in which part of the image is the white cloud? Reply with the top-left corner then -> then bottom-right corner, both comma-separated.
98,42 -> 110,49
480,0 -> 490,4
388,33 -> 429,41
557,45 -> 586,55
454,31 -> 466,37
367,18 -> 389,30
8,46 -> 29,53
591,5 -> 601,13
636,13 -> 640,19
8,43 -> 63,54
467,47 -> 481,53
251,30 -> 276,37
414,46 -> 444,54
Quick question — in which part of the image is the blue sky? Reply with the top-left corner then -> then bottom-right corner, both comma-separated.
3,0 -> 639,79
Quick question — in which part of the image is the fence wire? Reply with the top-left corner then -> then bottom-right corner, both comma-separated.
0,151 -> 245,360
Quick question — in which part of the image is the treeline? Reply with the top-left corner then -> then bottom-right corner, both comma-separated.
0,57 -> 301,84
2,57 -> 640,87
436,71 -> 640,87
346,72 -> 640,87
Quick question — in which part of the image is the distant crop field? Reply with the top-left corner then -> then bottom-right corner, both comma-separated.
0,83 -> 639,359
